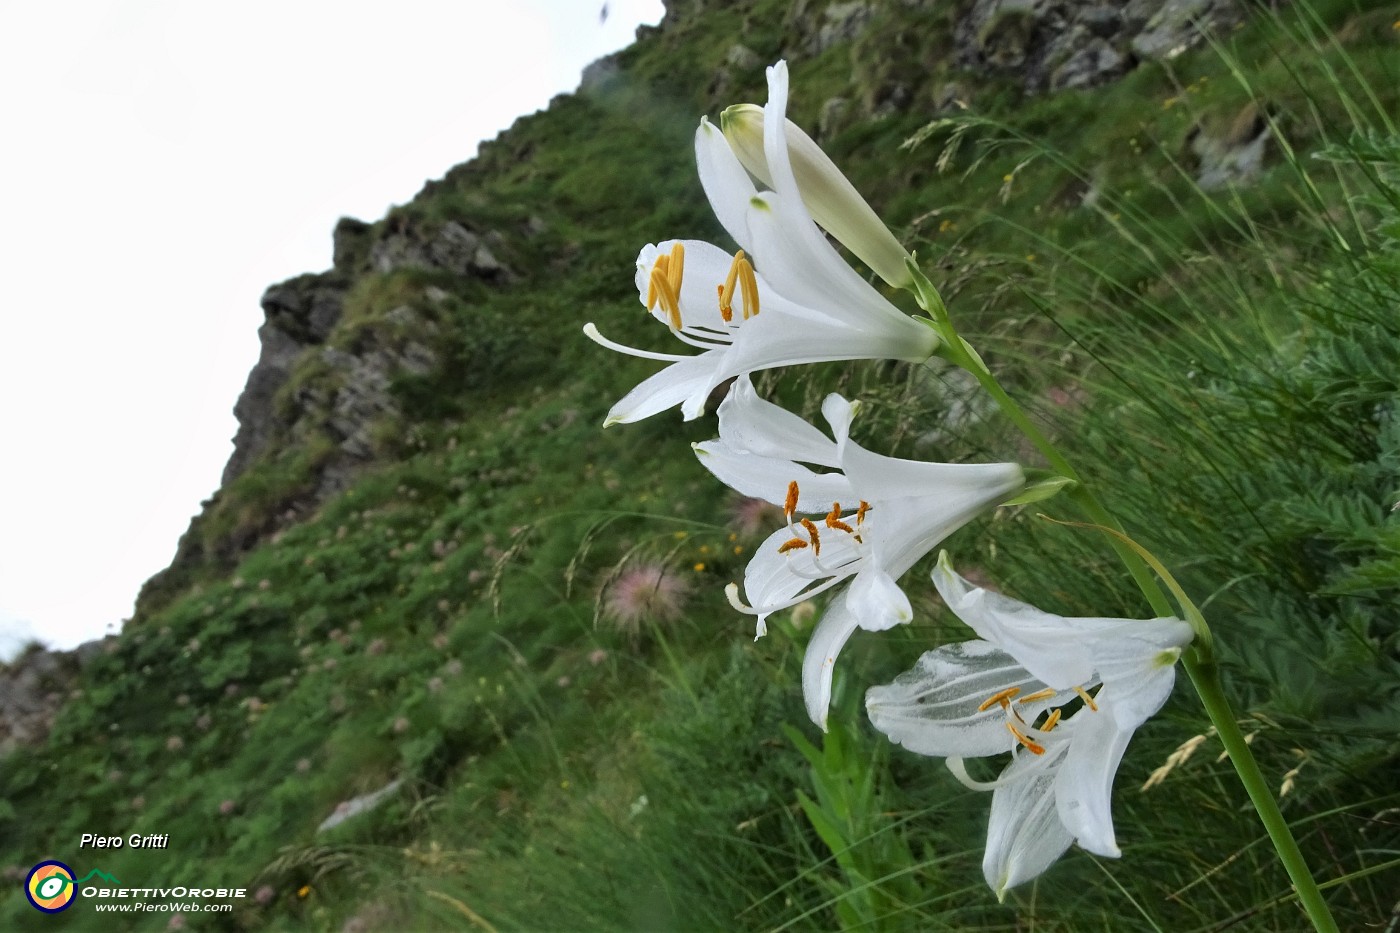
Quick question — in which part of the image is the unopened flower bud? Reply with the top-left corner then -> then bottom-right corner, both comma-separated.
720,103 -> 912,289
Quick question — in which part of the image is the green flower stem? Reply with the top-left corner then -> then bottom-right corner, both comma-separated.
911,270 -> 1339,930
1183,656 -> 1339,933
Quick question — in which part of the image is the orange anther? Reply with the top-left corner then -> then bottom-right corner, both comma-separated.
784,481 -> 799,522
1074,685 -> 1100,712
1017,688 -> 1056,704
855,501 -> 871,525
825,503 -> 854,534
977,686 -> 1021,712
716,284 -> 732,323
799,518 -> 821,556
1041,709 -> 1062,732
1007,722 -> 1046,755
777,538 -> 808,554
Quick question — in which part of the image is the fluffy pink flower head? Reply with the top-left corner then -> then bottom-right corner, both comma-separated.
602,562 -> 692,637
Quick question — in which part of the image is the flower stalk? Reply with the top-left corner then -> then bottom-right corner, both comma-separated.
911,262 -> 1338,931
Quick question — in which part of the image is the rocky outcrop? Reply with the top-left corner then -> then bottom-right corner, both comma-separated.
135,213 -> 518,619
959,0 -> 1246,93
0,639 -> 113,757
222,271 -> 347,487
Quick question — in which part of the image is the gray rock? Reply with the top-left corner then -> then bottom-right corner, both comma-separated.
0,638 -> 115,757
1191,105 -> 1271,190
1050,36 -> 1128,90
725,43 -> 761,70
1077,5 -> 1122,38
223,276 -> 346,486
331,217 -> 371,275
427,222 -> 482,275
317,779 -> 403,833
1132,0 -> 1241,61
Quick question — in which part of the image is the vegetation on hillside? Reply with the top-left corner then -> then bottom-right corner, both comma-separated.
3,1 -> 1398,930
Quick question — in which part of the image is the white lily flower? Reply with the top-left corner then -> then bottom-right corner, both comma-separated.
720,62 -> 913,289
584,63 -> 936,426
866,553 -> 1194,898
692,377 -> 1024,727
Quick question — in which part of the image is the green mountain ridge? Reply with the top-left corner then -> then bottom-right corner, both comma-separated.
4,0 -> 1399,929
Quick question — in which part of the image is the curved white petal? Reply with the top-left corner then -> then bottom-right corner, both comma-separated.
866,640 -> 1068,759
717,375 -> 840,467
745,190 -> 918,331
820,392 -> 858,448
721,70 -> 911,288
695,117 -> 756,254
742,524 -> 862,614
931,557 -> 1100,688
712,304 -> 935,388
1054,708 -> 1127,858
844,567 -> 912,631
755,64 -> 902,323
868,483 -> 1022,582
842,443 -> 1025,506
692,441 -> 854,510
802,599 -> 861,730
603,352 -> 720,426
984,745 -> 1075,899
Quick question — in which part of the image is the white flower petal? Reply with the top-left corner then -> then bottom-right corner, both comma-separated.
692,441 -> 854,511
710,302 -> 935,383
1054,708 -> 1127,858
694,117 -> 756,254
745,191 -> 923,335
721,65 -> 911,288
754,64 -> 902,322
820,392 -> 858,448
845,567 -> 912,631
866,641 -> 1067,758
717,375 -> 840,467
931,557 -> 1099,688
603,352 -> 721,426
802,599 -> 861,730
842,444 -> 1025,506
741,524 -> 861,615
984,745 -> 1075,899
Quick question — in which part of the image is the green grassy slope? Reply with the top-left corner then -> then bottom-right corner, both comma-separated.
4,1 -> 1399,930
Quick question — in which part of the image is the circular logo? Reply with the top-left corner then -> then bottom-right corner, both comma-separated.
25,861 -> 77,913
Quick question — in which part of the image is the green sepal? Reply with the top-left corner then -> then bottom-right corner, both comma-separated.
1000,471 -> 1076,506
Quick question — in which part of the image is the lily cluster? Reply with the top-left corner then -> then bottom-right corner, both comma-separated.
585,60 -> 1192,897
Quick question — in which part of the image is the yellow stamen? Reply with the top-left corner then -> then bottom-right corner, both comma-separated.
646,257 -> 666,311
1041,709 -> 1062,732
649,267 -> 682,329
777,538 -> 808,554
977,686 -> 1021,712
1017,688 -> 1056,704
784,481 -> 799,523
855,501 -> 871,525
666,242 -> 685,295
719,250 -> 745,321
1074,685 -> 1100,712
736,255 -> 759,319
799,518 -> 821,556
1007,722 -> 1046,755
825,503 -> 854,534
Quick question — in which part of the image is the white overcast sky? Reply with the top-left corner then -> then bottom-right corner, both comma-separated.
0,0 -> 665,660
